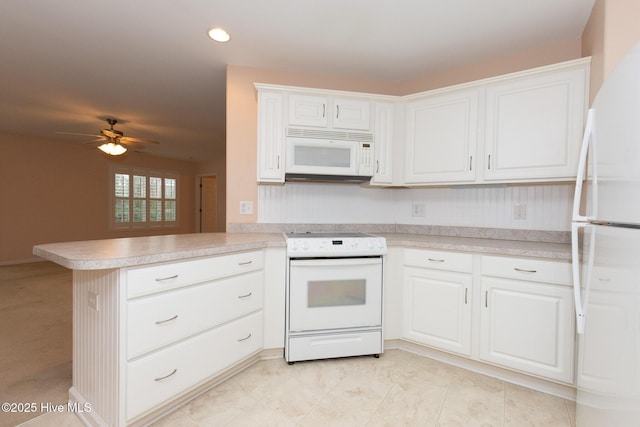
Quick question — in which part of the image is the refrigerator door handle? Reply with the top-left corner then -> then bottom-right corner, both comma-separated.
572,108 -> 595,223
571,222 -> 595,335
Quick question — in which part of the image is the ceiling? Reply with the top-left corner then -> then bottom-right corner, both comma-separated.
0,1 -> 595,162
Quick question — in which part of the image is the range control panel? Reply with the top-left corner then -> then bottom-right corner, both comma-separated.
285,233 -> 387,257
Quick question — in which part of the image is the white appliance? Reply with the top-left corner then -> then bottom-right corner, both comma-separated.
284,232 -> 387,363
285,129 -> 374,182
572,41 -> 640,426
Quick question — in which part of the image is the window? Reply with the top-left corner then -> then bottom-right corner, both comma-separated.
110,166 -> 178,229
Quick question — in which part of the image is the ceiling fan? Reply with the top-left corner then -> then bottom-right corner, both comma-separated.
59,118 -> 159,155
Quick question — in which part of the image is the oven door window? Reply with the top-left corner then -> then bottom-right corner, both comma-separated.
289,257 -> 382,332
308,279 -> 366,307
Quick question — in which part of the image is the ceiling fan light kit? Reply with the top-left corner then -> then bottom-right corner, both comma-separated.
98,142 -> 127,156
58,118 -> 159,156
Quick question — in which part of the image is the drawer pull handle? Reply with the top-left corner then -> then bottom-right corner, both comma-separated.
155,314 -> 178,325
238,260 -> 253,266
428,258 -> 445,263
238,292 -> 253,299
154,369 -> 177,382
155,274 -> 178,282
514,268 -> 537,274
237,333 -> 252,342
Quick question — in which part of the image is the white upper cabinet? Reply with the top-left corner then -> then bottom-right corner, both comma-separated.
288,94 -> 372,131
405,89 -> 479,184
401,58 -> 589,186
256,57 -> 589,186
288,94 -> 329,128
370,102 -> 395,185
483,65 -> 588,182
257,90 -> 285,183
332,97 -> 372,131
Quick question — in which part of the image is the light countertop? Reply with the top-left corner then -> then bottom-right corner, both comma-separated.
33,231 -> 570,271
33,233 -> 286,270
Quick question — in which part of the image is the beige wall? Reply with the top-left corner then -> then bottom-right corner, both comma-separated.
226,40 -> 584,226
582,0 -> 640,102
0,132 -> 198,263
398,38 -> 582,95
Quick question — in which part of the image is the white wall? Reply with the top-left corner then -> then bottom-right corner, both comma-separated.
257,183 -> 574,231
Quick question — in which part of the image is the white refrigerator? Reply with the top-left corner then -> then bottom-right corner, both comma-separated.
572,40 -> 640,426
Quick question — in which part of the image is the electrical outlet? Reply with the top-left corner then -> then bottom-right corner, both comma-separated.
513,203 -> 527,220
412,203 -> 426,217
88,291 -> 99,311
239,201 -> 254,215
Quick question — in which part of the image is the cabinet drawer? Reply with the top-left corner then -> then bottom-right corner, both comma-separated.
481,255 -> 571,286
126,311 -> 263,421
127,251 -> 264,298
127,270 -> 263,359
404,248 -> 472,273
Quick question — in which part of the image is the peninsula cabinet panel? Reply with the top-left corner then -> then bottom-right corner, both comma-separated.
404,88 -> 479,184
483,65 -> 588,182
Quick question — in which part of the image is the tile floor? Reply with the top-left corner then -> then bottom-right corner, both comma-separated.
23,349 -> 576,427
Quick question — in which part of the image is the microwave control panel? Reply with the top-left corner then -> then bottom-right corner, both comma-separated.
359,142 -> 374,175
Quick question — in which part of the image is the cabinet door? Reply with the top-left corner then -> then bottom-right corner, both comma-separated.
257,91 -> 285,183
403,267 -> 472,356
483,66 -> 587,181
370,102 -> 394,185
404,89 -> 479,184
332,97 -> 372,131
479,278 -> 574,383
288,94 -> 328,128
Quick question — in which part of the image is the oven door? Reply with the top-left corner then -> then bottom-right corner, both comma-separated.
288,257 -> 382,332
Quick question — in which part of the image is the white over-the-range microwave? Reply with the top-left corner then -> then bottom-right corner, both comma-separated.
284,128 -> 374,182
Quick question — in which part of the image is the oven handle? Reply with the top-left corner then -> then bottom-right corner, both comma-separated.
289,258 -> 382,267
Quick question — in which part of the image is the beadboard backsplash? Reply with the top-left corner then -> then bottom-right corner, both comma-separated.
257,182 -> 575,231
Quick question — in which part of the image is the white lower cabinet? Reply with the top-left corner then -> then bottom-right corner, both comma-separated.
124,252 -> 265,421
70,250 -> 265,426
402,249 -> 473,356
479,255 -> 574,383
126,311 -> 262,420
402,250 -> 575,384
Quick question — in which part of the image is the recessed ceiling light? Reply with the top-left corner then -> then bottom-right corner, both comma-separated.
208,27 -> 230,43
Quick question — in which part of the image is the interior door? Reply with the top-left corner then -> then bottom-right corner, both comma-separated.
200,175 -> 217,232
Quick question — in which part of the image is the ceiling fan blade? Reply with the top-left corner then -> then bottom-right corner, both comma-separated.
120,136 -> 159,144
57,131 -> 101,138
101,129 -> 120,139
82,138 -> 106,145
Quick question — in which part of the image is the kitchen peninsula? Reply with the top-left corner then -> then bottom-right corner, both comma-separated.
34,228 -> 573,426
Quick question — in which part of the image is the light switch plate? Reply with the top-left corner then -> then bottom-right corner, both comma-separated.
513,203 -> 527,220
240,201 -> 254,215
